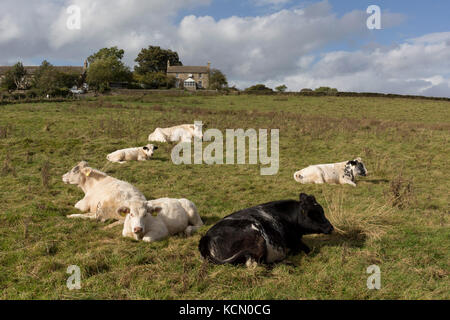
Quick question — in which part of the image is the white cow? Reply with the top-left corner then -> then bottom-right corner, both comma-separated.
293,157 -> 367,187
62,161 -> 147,221
107,144 -> 157,163
121,198 -> 204,242
148,123 -> 203,143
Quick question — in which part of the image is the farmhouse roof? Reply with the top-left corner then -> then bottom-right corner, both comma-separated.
167,65 -> 209,73
0,66 -> 84,76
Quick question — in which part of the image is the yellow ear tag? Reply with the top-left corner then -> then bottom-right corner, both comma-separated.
85,171 -> 91,177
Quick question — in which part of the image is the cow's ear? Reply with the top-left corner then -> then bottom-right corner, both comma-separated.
81,168 -> 92,177
117,206 -> 130,217
347,160 -> 356,166
307,195 -> 316,203
152,206 -> 162,214
79,161 -> 88,168
355,157 -> 362,162
299,193 -> 308,202
143,147 -> 149,151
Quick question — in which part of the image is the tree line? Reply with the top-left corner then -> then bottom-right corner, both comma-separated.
1,46 -> 228,95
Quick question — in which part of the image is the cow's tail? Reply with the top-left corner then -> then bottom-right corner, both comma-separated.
199,235 -> 249,265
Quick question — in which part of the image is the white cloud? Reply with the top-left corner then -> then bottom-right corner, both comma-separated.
278,32 -> 450,97
0,0 -> 210,65
0,15 -> 21,44
177,3 -> 370,81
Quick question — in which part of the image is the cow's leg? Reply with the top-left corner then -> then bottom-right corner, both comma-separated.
74,198 -> 90,212
142,219 -> 169,242
342,179 -> 356,187
289,238 -> 310,255
184,202 -> 203,227
298,240 -> 311,254
184,225 -> 201,236
142,228 -> 169,242
245,257 -> 258,269
246,233 -> 267,265
149,128 -> 168,143
67,213 -> 97,220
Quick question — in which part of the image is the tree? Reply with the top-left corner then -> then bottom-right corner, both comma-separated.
86,47 -> 132,92
134,46 -> 182,75
32,60 -> 80,95
209,69 -> 228,90
1,62 -> 27,90
244,84 -> 273,92
86,59 -> 114,92
134,72 -> 176,89
0,71 -> 16,91
314,86 -> 338,95
275,84 -> 287,92
87,47 -> 125,64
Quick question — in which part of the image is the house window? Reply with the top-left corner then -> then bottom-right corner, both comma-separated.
199,73 -> 203,79
184,80 -> 196,87
176,73 -> 179,78
198,81 -> 202,88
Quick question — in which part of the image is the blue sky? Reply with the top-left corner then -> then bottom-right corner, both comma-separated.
1,0 -> 449,96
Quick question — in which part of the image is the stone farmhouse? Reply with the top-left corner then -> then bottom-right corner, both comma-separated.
167,61 -> 211,90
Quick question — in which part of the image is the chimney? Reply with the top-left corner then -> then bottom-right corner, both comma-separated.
83,59 -> 88,71
207,61 -> 211,70
167,59 -> 170,69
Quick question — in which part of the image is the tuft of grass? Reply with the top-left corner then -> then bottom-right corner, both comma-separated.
0,124 -> 13,138
386,173 -> 415,209
323,191 -> 394,242
1,154 -> 17,177
41,160 -> 51,189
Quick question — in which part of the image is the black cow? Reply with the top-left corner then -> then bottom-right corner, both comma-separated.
199,193 -> 333,266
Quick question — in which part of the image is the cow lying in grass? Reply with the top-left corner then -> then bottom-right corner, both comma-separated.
293,157 -> 367,187
106,144 -> 157,163
62,161 -> 147,222
199,193 -> 333,267
148,123 -> 203,143
121,198 -> 203,242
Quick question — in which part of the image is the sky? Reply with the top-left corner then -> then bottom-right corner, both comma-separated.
0,0 -> 449,97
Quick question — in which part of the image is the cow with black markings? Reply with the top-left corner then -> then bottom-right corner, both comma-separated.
294,157 -> 368,187
199,193 -> 334,267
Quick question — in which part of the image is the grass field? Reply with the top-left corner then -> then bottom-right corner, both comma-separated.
0,94 -> 448,299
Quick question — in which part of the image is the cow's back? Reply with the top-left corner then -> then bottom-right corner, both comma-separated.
88,177 -> 146,220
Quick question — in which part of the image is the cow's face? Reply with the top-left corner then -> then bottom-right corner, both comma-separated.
298,193 -> 334,235
347,157 -> 367,177
119,202 -> 161,240
143,144 -> 157,158
62,161 -> 88,185
193,123 -> 203,140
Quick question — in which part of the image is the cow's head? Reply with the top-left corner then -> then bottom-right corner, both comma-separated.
345,157 -> 367,179
297,193 -> 334,235
142,144 -> 158,158
62,161 -> 89,185
119,201 -> 162,240
193,122 -> 203,140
